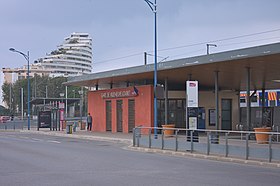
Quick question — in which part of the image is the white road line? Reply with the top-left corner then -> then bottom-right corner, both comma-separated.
31,138 -> 43,141
47,140 -> 61,144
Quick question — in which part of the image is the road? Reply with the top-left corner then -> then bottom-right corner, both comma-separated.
0,132 -> 279,186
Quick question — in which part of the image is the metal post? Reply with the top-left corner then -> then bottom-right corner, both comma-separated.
175,129 -> 178,151
207,132 -> 210,155
277,126 -> 279,142
144,52 -> 147,65
246,67 -> 251,131
245,133 -> 249,160
27,51 -> 30,130
215,71 -> 219,131
21,87 -> 24,120
225,133 -> 228,157
137,130 -> 140,147
149,128 -> 152,148
164,78 -> 168,125
66,86 -> 68,117
191,130 -> 194,153
9,83 -> 12,115
133,128 -> 136,147
144,0 -> 158,139
9,48 -> 30,130
154,0 -> 158,139
161,128 -> 164,150
268,135 -> 272,162
261,89 -> 265,126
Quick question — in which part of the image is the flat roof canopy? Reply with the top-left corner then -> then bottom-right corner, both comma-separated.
66,42 -> 280,91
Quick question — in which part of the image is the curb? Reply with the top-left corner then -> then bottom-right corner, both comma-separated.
128,146 -> 280,169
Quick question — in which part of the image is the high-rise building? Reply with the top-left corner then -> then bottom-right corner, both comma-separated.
2,32 -> 92,83
37,32 -> 92,77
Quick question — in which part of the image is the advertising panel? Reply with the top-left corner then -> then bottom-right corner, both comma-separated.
38,111 -> 51,128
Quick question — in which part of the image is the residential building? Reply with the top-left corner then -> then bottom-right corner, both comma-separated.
2,32 -> 92,83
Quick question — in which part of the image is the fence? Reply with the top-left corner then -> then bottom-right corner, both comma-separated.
133,127 -> 280,163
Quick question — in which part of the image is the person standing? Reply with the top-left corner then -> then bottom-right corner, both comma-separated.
87,113 -> 92,131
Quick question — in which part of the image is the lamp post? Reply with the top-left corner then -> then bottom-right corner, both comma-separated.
78,89 -> 84,130
144,0 -> 158,138
206,44 -> 217,55
9,48 -> 30,130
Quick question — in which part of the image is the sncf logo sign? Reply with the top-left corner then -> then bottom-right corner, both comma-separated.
189,82 -> 196,87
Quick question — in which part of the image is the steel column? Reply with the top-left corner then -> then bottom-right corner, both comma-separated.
164,78 -> 168,124
246,67 -> 251,131
215,71 -> 219,130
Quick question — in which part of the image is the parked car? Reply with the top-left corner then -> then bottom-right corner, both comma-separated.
0,116 -> 10,123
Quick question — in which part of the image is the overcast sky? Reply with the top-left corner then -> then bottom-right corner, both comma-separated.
1,0 -> 280,105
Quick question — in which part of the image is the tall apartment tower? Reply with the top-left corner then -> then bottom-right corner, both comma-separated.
36,32 -> 92,77
2,33 -> 92,84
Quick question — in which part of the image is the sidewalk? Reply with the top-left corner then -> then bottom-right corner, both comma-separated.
21,128 -> 133,145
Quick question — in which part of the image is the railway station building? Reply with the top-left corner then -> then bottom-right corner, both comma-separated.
65,43 -> 280,133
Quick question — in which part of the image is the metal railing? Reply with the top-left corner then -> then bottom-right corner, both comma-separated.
133,126 -> 280,163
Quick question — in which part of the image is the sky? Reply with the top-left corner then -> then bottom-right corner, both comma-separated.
0,0 -> 280,105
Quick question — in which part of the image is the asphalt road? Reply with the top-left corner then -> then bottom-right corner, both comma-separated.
0,132 -> 280,186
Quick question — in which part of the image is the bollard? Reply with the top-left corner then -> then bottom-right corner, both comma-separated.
133,128 -> 136,147
136,128 -> 140,147
245,134 -> 249,160
161,129 -> 164,150
148,128 -> 151,148
207,132 -> 210,155
175,130 -> 178,151
190,131 -> 194,153
268,135 -> 272,162
225,133 -> 228,157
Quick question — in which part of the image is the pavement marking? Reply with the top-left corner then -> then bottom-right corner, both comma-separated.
18,136 -> 29,139
31,138 -> 43,141
47,140 -> 61,144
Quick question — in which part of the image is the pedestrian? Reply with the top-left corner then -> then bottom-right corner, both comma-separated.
87,113 -> 92,131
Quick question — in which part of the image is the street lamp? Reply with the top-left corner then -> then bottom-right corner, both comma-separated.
9,48 -> 30,130
206,44 -> 217,55
78,90 -> 84,130
144,0 -> 158,138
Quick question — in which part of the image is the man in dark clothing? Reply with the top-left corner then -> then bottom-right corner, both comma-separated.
87,113 -> 92,131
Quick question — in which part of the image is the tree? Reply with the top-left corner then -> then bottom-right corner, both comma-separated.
0,105 -> 9,115
1,76 -> 79,116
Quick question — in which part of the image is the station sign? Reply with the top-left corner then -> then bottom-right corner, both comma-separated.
101,87 -> 139,99
186,81 -> 198,107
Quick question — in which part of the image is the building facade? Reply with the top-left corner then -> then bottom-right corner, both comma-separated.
66,42 -> 280,133
37,32 -> 92,77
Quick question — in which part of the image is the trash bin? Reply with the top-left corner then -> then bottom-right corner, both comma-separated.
79,121 -> 86,130
66,123 -> 73,134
